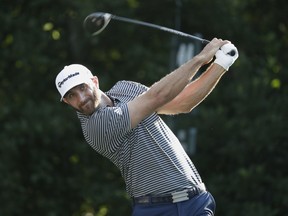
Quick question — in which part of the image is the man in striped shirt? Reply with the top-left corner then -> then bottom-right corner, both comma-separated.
55,38 -> 238,215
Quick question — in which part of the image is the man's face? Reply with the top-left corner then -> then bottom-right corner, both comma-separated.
63,81 -> 101,115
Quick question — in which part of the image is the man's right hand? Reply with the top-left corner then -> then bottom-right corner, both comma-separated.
197,38 -> 230,66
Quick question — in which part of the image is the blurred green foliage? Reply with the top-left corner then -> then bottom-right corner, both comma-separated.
0,0 -> 287,215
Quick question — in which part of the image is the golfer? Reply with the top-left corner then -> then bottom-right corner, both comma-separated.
55,38 -> 238,215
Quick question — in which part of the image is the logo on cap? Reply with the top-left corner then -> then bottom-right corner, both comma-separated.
58,72 -> 80,88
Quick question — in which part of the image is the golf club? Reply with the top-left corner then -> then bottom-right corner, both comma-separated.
83,12 -> 236,56
83,12 -> 210,44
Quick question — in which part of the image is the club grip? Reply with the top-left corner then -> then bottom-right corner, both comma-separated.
201,39 -> 210,44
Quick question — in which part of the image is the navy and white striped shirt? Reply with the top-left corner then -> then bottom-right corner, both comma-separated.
77,81 -> 202,197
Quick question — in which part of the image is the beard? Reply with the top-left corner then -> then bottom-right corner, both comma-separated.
76,85 -> 101,115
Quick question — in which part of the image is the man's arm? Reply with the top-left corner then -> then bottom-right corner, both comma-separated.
157,42 -> 239,114
157,63 -> 226,115
127,38 -> 228,128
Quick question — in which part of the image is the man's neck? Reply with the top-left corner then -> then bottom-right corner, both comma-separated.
100,92 -> 114,108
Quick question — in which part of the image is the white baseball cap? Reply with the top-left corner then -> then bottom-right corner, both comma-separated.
55,64 -> 93,101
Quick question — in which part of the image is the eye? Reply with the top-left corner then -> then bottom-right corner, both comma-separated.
66,92 -> 75,99
64,90 -> 76,100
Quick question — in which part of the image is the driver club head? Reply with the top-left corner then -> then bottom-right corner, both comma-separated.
83,12 -> 112,36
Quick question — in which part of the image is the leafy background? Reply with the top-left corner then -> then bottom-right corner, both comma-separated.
1,0 -> 287,215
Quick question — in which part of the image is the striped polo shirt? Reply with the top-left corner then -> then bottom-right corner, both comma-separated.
77,80 -> 203,198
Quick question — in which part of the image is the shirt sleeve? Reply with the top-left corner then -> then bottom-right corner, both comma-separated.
82,103 -> 131,155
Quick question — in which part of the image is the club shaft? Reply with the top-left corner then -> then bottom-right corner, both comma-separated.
111,15 -> 210,44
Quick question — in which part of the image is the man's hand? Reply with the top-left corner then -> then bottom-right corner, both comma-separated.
214,43 -> 239,71
197,38 -> 230,65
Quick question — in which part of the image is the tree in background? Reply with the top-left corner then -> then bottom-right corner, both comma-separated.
0,0 -> 287,215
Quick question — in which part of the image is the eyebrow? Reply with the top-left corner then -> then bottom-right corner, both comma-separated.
64,83 -> 84,98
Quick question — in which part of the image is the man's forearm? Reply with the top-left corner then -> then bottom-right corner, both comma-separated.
157,63 -> 226,114
182,63 -> 226,111
148,56 -> 203,106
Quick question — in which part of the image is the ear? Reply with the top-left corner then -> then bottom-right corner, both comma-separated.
91,76 -> 99,88
62,98 -> 70,105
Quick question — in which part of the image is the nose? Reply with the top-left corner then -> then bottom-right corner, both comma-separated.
77,91 -> 86,104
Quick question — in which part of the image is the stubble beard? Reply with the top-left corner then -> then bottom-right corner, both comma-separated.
77,86 -> 101,115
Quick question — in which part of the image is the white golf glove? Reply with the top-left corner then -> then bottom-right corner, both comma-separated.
214,43 -> 239,71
